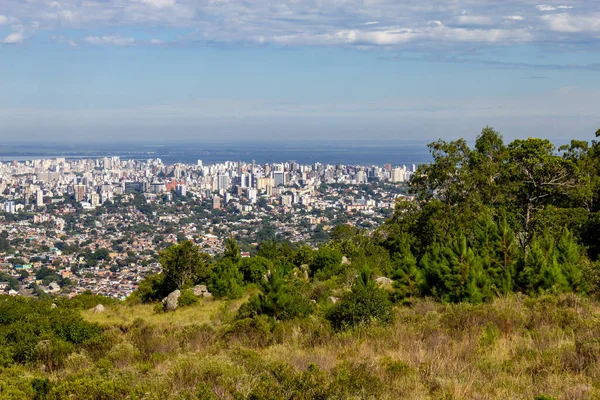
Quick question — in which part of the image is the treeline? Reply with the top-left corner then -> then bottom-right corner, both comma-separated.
0,294 -> 114,369
132,128 -> 600,320
384,128 -> 600,301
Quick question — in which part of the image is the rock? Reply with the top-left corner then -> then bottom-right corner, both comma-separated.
193,285 -> 212,298
341,256 -> 350,265
328,296 -> 340,304
50,303 -> 57,309
163,290 -> 181,311
93,304 -> 105,313
375,277 -> 394,288
292,267 -> 310,281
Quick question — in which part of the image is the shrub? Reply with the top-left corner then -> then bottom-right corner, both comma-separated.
309,247 -> 343,277
223,316 -> 273,348
177,289 -> 198,308
239,256 -> 273,284
237,270 -> 314,321
326,270 -> 393,330
209,259 -> 244,299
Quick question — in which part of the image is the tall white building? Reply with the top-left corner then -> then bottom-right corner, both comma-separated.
36,189 -> 44,207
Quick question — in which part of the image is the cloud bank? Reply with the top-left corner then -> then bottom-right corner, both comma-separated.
0,0 -> 597,48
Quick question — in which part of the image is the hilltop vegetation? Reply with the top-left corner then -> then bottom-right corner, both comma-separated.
1,127 -> 600,399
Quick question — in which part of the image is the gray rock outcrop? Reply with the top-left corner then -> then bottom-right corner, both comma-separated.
163,290 -> 181,311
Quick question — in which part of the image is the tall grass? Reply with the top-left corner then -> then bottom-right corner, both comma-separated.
4,294 -> 600,399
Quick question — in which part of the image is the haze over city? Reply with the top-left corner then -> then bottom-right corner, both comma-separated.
1,0 -> 599,142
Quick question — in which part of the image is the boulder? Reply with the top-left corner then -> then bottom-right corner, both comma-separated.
341,256 -> 350,265
193,285 -> 213,298
93,304 -> 105,314
328,296 -> 340,304
163,290 -> 181,311
375,277 -> 394,290
50,303 -> 57,309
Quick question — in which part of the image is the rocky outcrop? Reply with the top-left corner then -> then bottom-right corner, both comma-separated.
375,277 -> 393,286
193,285 -> 212,298
163,290 -> 181,311
93,304 -> 105,313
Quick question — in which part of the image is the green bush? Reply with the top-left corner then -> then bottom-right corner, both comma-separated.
177,289 -> 198,308
239,256 -> 273,284
309,246 -> 343,277
326,271 -> 393,330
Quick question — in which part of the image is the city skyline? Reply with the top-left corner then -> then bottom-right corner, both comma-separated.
1,0 -> 599,142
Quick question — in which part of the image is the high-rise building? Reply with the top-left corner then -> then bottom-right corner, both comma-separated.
74,185 -> 86,202
273,171 -> 285,187
176,184 -> 187,197
90,193 -> 100,207
217,174 -> 230,192
36,190 -> 44,207
212,196 -> 221,210
3,201 -> 16,214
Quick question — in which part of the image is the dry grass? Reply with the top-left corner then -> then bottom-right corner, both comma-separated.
11,294 -> 600,399
81,296 -> 248,328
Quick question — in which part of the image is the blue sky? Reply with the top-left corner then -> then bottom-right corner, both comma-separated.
0,0 -> 599,143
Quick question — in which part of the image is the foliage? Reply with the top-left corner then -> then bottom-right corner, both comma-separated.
159,241 -> 212,289
309,246 -> 343,277
326,270 -> 393,330
237,268 -> 313,321
0,296 -> 102,368
177,289 -> 198,307
208,259 -> 244,299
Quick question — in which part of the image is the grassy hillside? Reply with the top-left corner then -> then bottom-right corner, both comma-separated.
3,293 -> 600,399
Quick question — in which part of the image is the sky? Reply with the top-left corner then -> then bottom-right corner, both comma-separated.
0,0 -> 599,143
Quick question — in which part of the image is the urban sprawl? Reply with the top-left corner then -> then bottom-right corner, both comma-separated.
0,157 -> 416,299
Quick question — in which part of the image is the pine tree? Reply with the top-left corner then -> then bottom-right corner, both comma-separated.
391,236 -> 424,299
555,229 -> 583,292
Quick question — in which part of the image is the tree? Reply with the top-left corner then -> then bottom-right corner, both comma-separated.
473,217 -> 519,295
223,237 -> 241,264
208,258 -> 244,298
238,267 -> 313,321
421,235 -> 492,303
391,235 -> 423,299
468,127 -> 506,206
501,138 -> 577,248
309,246 -> 343,277
159,241 -> 211,289
239,256 -> 272,284
410,138 -> 472,206
326,270 -> 393,330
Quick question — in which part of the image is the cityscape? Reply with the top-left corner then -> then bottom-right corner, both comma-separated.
0,156 -> 416,299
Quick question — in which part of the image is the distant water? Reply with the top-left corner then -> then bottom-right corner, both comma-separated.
0,141 -> 432,166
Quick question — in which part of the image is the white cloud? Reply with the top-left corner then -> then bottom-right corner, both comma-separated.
0,0 -> 596,49
542,13 -> 600,33
3,31 -> 24,44
273,23 -> 532,46
150,38 -> 164,44
503,15 -> 524,21
84,35 -> 136,46
537,5 -> 573,12
456,15 -> 493,25
51,36 -> 77,46
537,5 -> 556,12
0,15 -> 8,25
135,0 -> 177,8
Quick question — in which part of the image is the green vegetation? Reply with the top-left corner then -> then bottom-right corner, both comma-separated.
1,128 -> 600,398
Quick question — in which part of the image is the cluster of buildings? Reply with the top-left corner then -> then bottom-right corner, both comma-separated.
0,157 -> 416,298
